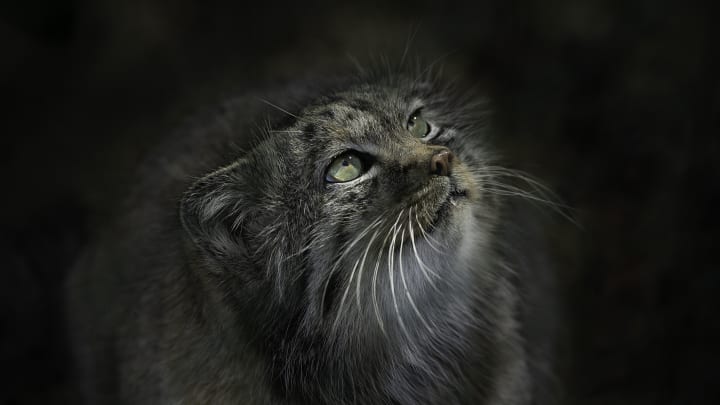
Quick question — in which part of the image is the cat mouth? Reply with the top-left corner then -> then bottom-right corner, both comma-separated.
449,188 -> 468,202
426,186 -> 468,232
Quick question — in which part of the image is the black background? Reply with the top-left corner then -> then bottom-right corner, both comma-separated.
1,0 -> 718,403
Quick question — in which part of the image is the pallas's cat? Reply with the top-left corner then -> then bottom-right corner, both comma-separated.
67,70 -> 557,404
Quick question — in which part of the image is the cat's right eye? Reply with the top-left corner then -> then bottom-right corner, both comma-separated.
325,153 -> 365,183
407,110 -> 431,138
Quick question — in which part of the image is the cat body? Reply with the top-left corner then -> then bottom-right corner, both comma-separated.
67,72 -> 555,404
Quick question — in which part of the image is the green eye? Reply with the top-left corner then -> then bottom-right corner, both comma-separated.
407,113 -> 431,138
326,153 -> 364,183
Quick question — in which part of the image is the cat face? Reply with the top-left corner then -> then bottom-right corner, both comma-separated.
180,76 -> 499,342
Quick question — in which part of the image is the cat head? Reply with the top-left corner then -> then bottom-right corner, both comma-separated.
179,74 -> 502,346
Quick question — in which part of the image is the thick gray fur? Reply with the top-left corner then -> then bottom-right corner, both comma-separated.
66,68 -> 558,404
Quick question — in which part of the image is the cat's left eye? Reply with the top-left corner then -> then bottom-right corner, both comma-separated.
326,153 -> 365,183
407,111 -> 431,138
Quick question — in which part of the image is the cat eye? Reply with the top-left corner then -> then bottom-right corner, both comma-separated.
326,153 -> 365,183
407,111 -> 431,138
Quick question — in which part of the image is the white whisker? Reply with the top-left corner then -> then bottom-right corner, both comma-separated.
372,219 -> 396,335
399,222 -> 435,336
408,216 -> 440,280
372,209 -> 404,335
470,165 -> 579,225
411,206 -> 443,253
354,227 -> 382,311
388,220 -> 413,346
332,254 -> 363,331
320,215 -> 383,317
256,97 -> 303,121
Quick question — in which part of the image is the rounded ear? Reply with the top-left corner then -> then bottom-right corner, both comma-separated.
179,160 -> 250,259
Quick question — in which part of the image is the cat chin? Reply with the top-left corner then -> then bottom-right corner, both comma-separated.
427,192 -> 473,235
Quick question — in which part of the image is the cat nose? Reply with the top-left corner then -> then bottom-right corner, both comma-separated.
430,148 -> 455,176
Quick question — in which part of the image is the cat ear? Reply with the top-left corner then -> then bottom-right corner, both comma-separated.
180,160 -> 250,259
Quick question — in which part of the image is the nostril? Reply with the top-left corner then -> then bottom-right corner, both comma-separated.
430,150 -> 454,177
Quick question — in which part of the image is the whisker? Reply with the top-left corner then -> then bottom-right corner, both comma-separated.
408,211 -> 439,286
481,181 -> 560,205
399,222 -> 435,336
372,219 -> 396,335
470,165 -> 579,225
480,166 -> 569,205
332,254 -> 363,332
354,227 -> 382,311
388,221 -> 413,347
482,181 -> 577,225
320,215 -> 383,318
372,209 -> 404,335
408,216 -> 440,280
256,97 -> 303,121
411,206 -> 444,253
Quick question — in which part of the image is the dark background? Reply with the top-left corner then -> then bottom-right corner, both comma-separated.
1,0 -> 718,404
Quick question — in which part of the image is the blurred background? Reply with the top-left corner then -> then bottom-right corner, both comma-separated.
1,0 -> 718,403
